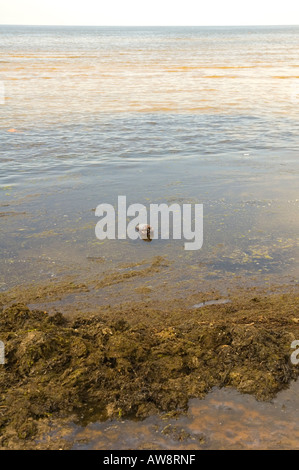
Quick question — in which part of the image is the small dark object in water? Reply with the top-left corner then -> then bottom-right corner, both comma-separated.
86,256 -> 105,262
135,224 -> 154,241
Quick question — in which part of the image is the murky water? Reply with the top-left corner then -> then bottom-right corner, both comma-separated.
69,380 -> 299,450
1,26 -> 299,298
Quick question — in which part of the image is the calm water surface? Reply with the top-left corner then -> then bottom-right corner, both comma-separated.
1,24 -> 299,450
1,26 -> 299,295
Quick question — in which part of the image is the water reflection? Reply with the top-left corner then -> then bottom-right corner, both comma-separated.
72,380 -> 299,450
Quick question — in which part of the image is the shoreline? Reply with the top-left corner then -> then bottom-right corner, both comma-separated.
0,285 -> 298,449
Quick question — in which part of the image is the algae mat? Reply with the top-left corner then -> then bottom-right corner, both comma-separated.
0,290 -> 299,449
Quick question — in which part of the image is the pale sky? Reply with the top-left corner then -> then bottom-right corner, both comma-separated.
0,0 -> 298,26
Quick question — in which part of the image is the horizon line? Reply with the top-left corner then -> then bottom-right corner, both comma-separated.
0,23 -> 298,27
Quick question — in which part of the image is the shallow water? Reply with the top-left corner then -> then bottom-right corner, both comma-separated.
1,26 -> 299,298
70,380 -> 299,450
1,26 -> 299,450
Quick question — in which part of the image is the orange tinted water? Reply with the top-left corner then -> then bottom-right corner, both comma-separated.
71,380 -> 299,450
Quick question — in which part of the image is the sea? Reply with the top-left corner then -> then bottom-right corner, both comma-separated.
1,24 -> 299,449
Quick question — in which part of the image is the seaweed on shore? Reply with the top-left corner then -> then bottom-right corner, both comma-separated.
0,294 -> 298,449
